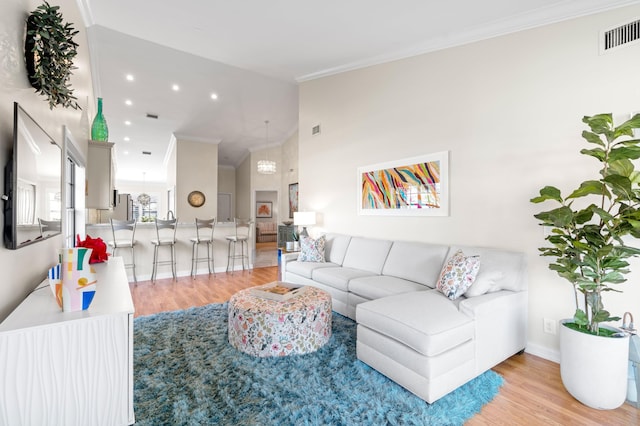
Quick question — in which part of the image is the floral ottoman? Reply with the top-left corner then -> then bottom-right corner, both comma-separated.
228,286 -> 332,357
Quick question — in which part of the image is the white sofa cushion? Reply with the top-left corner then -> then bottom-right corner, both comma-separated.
447,246 -> 527,296
324,234 -> 352,265
312,267 -> 377,292
356,290 -> 474,357
285,261 -> 339,279
382,241 -> 449,288
341,237 -> 392,274
349,275 -> 428,300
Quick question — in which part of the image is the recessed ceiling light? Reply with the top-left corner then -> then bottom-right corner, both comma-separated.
172,84 -> 180,91
124,136 -> 130,142
126,74 -> 134,81
125,99 -> 132,106
210,93 -> 218,100
124,150 -> 129,155
125,121 -> 131,126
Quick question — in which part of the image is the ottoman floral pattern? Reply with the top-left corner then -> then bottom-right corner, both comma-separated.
228,286 -> 332,357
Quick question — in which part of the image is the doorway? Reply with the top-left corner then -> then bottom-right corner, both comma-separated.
254,190 -> 278,267
217,193 -> 232,222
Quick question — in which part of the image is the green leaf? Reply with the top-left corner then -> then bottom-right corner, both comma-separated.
580,148 -> 606,161
582,131 -> 605,147
618,245 -> 640,256
583,114 -> 613,132
574,309 -> 589,326
592,310 -> 613,323
530,186 -> 562,203
609,146 -> 640,161
613,114 -> 640,139
614,138 -> 640,147
534,206 -> 574,227
607,159 -> 634,177
592,206 -> 613,222
567,181 -> 608,199
604,174 -> 633,199
601,271 -> 627,284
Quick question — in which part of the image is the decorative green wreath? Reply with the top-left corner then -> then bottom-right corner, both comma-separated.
25,1 -> 80,109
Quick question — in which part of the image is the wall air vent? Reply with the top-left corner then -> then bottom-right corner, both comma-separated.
601,18 -> 640,53
146,113 -> 159,119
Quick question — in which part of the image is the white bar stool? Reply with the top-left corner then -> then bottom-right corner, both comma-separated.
226,218 -> 253,273
150,218 -> 178,282
107,219 -> 138,283
190,218 -> 216,277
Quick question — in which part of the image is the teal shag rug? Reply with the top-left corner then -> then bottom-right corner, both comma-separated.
134,303 -> 503,425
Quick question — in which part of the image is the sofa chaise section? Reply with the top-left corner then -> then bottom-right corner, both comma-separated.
356,290 -> 475,403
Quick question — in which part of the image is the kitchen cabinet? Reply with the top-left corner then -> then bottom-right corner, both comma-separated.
86,140 -> 114,209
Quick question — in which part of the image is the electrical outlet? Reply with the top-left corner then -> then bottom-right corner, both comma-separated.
543,318 -> 557,335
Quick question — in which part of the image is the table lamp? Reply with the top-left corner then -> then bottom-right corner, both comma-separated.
293,211 -> 316,237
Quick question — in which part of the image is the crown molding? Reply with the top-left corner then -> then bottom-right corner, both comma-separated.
296,0 -> 640,82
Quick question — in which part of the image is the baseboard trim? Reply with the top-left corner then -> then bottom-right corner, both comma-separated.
525,343 -> 560,363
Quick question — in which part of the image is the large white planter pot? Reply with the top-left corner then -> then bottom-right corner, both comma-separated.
560,319 -> 630,410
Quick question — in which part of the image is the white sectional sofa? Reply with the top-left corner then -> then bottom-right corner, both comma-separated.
282,233 -> 527,403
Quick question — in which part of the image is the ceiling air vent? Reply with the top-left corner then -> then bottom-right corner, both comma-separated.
146,113 -> 159,119
142,151 -> 151,155
601,19 -> 640,53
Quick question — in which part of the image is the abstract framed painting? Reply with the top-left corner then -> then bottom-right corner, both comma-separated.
288,182 -> 299,219
357,151 -> 449,216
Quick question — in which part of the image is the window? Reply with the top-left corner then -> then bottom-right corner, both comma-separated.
16,179 -> 36,225
64,157 -> 76,247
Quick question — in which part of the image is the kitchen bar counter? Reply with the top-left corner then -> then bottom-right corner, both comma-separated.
86,221 -> 250,282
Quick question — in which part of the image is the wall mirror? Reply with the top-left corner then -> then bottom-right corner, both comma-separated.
4,102 -> 62,249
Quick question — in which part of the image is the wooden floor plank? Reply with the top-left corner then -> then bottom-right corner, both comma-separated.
129,265 -> 640,424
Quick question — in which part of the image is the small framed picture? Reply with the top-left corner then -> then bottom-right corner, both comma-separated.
256,201 -> 272,218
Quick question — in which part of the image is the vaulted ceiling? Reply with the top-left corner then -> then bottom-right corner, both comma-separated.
80,0 -> 638,182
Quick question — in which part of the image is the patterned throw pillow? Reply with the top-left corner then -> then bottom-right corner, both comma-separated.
436,250 -> 481,300
298,235 -> 326,262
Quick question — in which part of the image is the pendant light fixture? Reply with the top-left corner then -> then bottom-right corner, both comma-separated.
137,172 -> 151,207
257,120 -> 276,175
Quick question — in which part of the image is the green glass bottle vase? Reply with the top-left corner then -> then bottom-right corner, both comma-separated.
91,97 -> 109,141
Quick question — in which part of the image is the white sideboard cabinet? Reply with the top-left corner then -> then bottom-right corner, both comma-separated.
86,140 -> 115,209
0,257 -> 135,425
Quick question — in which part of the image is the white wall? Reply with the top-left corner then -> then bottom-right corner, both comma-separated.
299,5 -> 640,360
0,0 -> 94,321
218,165 -> 236,194
175,137 -> 218,222
236,155 -> 251,219
281,130 -> 299,220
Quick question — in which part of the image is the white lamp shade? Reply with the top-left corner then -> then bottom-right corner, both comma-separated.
294,211 -> 316,226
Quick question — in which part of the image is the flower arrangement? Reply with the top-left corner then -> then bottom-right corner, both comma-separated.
76,234 -> 109,264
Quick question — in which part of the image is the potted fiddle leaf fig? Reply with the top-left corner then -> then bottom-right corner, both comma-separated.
531,112 -> 640,409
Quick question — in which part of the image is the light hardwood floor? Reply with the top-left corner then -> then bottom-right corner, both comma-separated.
129,266 -> 640,425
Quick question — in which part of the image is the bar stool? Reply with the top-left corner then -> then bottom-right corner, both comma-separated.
107,219 -> 138,283
190,218 -> 216,277
226,218 -> 253,273
150,218 -> 178,282
38,218 -> 61,238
